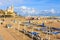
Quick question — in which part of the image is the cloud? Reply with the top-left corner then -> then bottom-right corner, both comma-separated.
20,6 -> 37,14
50,9 -> 56,14
0,2 -> 3,5
20,6 -> 27,10
0,0 -> 24,6
40,9 -> 56,14
0,0 -> 10,5
19,6 -> 57,16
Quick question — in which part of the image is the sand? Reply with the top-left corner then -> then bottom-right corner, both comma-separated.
0,17 -> 60,40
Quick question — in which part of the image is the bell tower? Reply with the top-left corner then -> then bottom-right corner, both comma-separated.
7,5 -> 14,13
5,5 -> 16,17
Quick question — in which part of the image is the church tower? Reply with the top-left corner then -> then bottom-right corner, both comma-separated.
5,5 -> 16,17
7,5 -> 14,13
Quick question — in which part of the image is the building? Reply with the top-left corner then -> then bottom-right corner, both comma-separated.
0,5 -> 19,17
5,5 -> 16,17
0,10 -> 5,16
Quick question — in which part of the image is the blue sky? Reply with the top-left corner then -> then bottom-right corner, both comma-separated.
0,0 -> 60,16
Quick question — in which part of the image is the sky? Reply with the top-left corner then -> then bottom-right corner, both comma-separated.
0,0 -> 60,16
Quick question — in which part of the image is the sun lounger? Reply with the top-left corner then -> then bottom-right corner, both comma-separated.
27,32 -> 41,40
36,23 -> 46,27
25,31 -> 39,38
19,30 -> 41,40
33,36 -> 41,40
19,29 -> 27,33
42,30 -> 53,35
51,27 -> 60,31
42,29 -> 60,35
35,28 -> 41,31
35,27 -> 48,31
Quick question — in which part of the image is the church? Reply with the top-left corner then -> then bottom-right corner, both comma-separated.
0,5 -> 17,17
